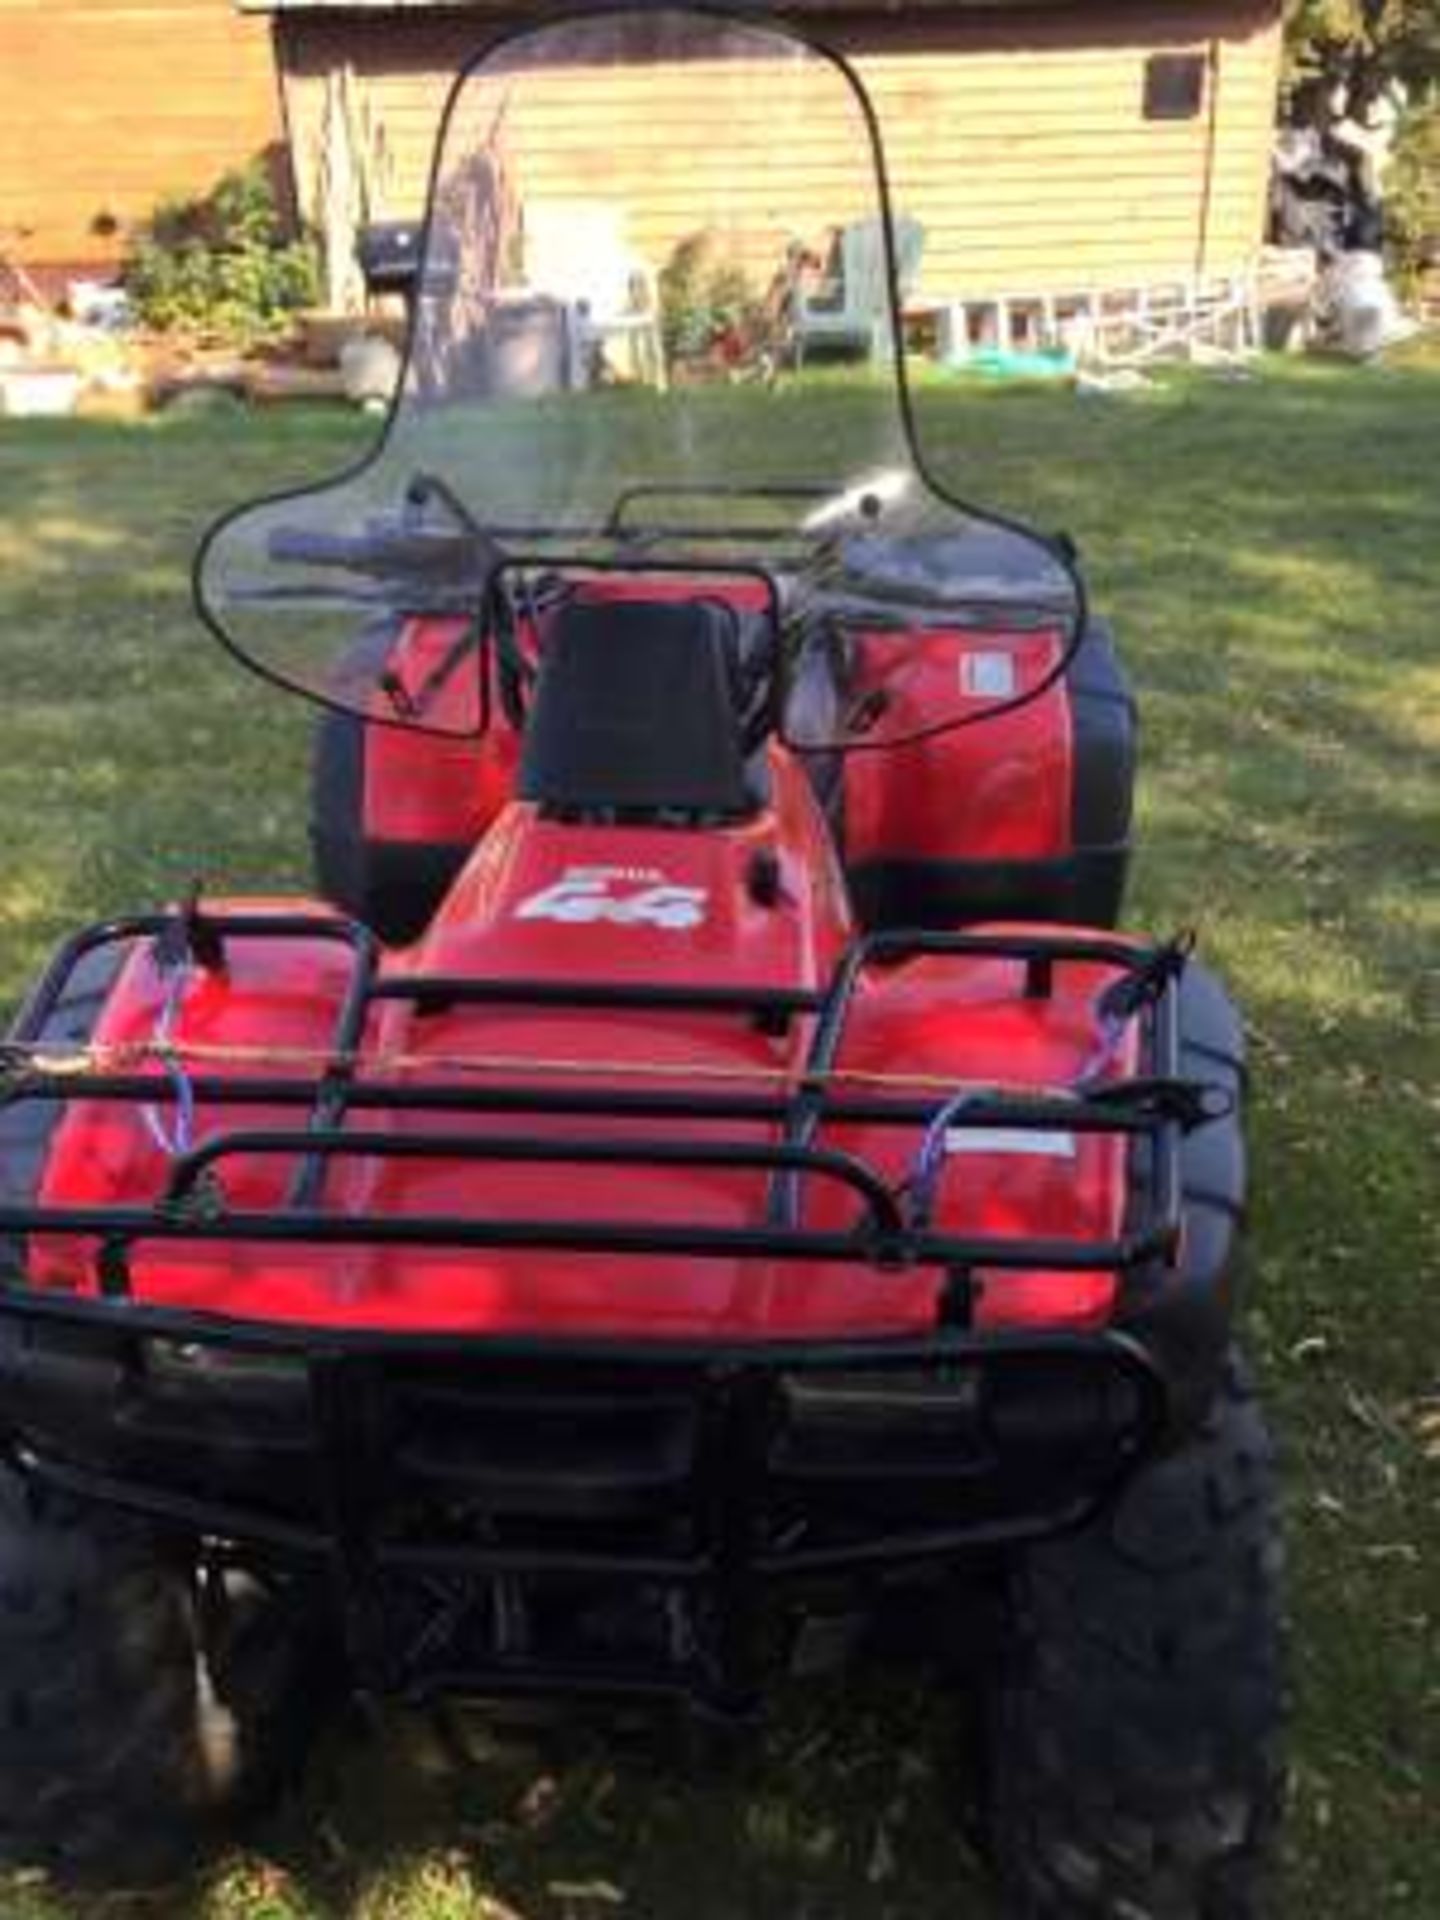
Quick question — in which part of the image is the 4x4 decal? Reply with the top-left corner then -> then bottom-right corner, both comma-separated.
515,866 -> 709,931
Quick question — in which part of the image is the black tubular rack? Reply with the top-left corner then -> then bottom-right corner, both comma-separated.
0,911 -> 1192,1306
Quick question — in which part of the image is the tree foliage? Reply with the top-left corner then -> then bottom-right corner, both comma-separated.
1284,0 -> 1440,104
1284,1 -> 1439,277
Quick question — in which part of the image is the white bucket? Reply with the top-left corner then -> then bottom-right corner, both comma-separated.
0,367 -> 83,418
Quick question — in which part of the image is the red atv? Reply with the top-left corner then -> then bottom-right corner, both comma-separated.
0,10 -> 1282,1912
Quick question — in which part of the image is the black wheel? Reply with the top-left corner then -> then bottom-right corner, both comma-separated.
0,959 -> 336,1883
310,623 -> 468,945
984,1352 -> 1285,1918
0,1468 -> 331,1883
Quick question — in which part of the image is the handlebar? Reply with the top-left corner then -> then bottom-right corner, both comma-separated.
266,523 -> 494,586
262,517 -> 534,723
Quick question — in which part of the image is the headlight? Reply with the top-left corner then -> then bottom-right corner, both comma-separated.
145,1338 -> 308,1413
776,1365 -> 984,1472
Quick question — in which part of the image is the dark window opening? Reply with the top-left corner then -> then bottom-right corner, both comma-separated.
1144,52 -> 1207,122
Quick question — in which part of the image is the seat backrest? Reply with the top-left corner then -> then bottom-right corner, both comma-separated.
518,598 -> 756,820
836,217 -> 887,320
893,214 -> 926,297
836,214 -> 926,318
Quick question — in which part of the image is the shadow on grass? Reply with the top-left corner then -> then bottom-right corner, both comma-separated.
15,1677 -> 994,1920
254,1677 -> 994,1920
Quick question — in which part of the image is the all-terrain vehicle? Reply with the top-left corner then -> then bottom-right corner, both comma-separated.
0,10 -> 1282,1912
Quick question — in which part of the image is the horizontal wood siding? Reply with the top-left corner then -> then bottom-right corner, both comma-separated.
277,1 -> 1280,298
0,0 -> 281,268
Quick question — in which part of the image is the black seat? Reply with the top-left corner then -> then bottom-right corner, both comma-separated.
518,598 -> 757,820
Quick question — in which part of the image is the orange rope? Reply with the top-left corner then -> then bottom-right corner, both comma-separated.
9,1036 -> 1083,1104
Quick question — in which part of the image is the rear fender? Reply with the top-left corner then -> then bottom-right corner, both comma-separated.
842,620 -> 1136,930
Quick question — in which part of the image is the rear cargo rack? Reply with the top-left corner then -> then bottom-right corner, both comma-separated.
0,912 -> 1192,1310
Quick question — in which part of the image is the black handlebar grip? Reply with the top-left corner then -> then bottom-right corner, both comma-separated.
267,524 -> 487,582
266,527 -> 375,568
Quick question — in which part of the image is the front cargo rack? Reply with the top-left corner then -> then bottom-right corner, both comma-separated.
0,910 -> 1215,1708
0,911 -> 1201,1311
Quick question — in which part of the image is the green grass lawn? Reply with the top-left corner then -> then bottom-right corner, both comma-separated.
0,354 -> 1435,1919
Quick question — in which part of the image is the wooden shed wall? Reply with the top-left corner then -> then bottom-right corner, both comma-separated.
275,1 -> 1281,297
0,0 -> 281,272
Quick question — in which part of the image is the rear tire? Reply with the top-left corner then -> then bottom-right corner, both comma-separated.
311,626 -> 401,938
309,624 -> 468,945
984,1351 -> 1285,1918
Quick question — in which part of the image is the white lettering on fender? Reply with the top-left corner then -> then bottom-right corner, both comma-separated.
515,867 -> 709,931
944,1127 -> 1076,1159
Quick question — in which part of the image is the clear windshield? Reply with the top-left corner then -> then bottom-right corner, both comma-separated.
197,7 -> 1079,741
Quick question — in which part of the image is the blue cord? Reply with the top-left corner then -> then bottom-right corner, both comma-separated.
907,944 -> 1189,1232
908,1088 -> 986,1230
141,961 -> 197,1159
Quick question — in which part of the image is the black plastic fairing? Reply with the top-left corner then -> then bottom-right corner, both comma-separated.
848,850 -> 1131,935
1117,960 -> 1247,1437
1068,618 -> 1137,853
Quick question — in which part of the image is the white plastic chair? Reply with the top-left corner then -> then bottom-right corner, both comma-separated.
521,201 -> 666,389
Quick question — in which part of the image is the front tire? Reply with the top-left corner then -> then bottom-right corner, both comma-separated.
0,1466 -> 333,1883
985,1352 -> 1285,1918
0,963 -> 337,1884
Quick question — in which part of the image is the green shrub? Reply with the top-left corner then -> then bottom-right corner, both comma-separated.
124,163 -> 320,346
658,231 -> 764,361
